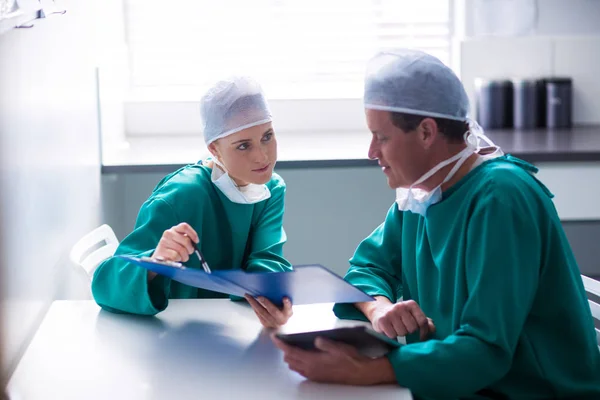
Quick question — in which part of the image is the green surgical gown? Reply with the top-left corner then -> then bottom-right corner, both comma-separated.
334,155 -> 600,399
92,163 -> 292,315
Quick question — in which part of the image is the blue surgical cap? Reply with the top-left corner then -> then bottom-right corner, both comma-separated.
364,49 -> 470,121
200,76 -> 272,146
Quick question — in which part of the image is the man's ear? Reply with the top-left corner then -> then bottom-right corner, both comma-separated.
418,118 -> 439,150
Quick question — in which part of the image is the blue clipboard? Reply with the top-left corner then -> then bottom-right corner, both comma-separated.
118,255 -> 374,306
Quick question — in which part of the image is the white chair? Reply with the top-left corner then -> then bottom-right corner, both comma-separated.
581,274 -> 600,350
70,224 -> 119,279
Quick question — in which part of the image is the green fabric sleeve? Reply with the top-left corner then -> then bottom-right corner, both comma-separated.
244,182 -> 293,274
333,205 -> 403,322
91,198 -> 180,315
388,186 -> 541,399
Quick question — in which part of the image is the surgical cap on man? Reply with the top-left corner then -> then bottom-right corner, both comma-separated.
364,49 -> 470,121
200,76 -> 272,146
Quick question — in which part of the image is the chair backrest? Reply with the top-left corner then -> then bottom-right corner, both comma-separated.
70,224 -> 119,279
581,274 -> 600,350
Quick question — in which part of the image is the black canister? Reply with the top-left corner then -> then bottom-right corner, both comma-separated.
512,78 -> 539,129
475,78 -> 513,129
546,78 -> 572,129
536,79 -> 547,128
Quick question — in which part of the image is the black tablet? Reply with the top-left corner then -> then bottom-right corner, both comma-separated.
275,326 -> 400,358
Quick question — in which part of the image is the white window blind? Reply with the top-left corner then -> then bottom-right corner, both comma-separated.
124,0 -> 452,101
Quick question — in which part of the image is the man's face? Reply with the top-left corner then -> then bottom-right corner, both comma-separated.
366,109 -> 429,189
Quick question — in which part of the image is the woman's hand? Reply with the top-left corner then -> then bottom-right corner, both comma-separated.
148,223 -> 199,281
245,295 -> 293,329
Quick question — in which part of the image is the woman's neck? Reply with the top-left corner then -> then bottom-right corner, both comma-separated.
207,159 -> 249,187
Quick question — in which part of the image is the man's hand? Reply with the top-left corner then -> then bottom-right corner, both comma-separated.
358,297 -> 435,341
272,335 -> 396,385
245,295 -> 293,329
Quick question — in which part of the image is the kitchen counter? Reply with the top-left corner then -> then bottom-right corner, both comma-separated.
101,126 -> 600,173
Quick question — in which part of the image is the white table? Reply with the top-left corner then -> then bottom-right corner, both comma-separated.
7,299 -> 412,400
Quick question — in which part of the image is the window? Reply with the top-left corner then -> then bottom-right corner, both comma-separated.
124,0 -> 451,101
106,0 -> 453,139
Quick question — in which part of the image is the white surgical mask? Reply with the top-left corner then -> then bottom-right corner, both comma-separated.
210,158 -> 271,205
396,121 -> 502,217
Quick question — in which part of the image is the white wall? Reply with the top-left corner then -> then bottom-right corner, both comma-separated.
460,0 -> 600,124
461,36 -> 600,125
465,0 -> 600,38
101,160 -> 600,280
0,1 -> 101,378
101,166 -> 395,278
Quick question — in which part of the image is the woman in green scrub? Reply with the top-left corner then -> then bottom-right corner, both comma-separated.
92,76 -> 293,328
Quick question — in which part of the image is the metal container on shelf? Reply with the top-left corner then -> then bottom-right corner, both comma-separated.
475,78 -> 513,130
545,77 -> 572,129
512,78 -> 540,130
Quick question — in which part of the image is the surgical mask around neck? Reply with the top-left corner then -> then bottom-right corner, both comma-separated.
396,121 -> 502,216
210,157 -> 271,205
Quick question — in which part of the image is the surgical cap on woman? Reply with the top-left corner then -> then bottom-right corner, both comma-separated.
200,76 -> 272,146
364,49 -> 470,121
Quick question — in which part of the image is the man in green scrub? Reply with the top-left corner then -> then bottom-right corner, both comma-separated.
92,77 -> 293,328
273,49 -> 600,399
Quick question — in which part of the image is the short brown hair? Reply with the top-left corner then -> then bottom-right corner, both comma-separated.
389,112 -> 468,143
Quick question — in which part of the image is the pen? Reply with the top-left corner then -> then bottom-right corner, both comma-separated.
187,235 -> 211,274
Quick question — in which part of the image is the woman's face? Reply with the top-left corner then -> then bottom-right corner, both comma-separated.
208,122 -> 277,186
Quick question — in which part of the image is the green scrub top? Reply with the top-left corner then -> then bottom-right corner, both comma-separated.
334,155 -> 600,399
92,163 -> 292,315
